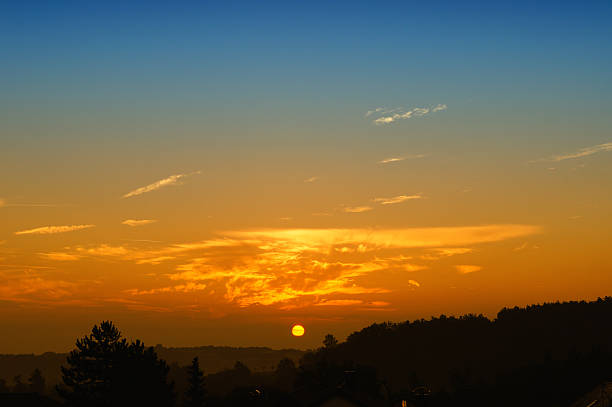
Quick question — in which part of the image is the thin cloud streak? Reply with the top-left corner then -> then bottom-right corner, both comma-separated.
304,176 -> 319,183
378,154 -> 426,164
549,142 -> 612,162
15,225 -> 95,235
230,225 -> 541,250
373,194 -> 423,205
0,199 -> 66,208
122,219 -> 157,227
122,171 -> 200,198
343,206 -> 373,213
370,104 -> 447,125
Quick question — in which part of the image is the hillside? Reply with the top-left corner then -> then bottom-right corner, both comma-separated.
0,345 -> 304,388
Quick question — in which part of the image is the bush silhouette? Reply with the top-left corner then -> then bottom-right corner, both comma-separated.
58,321 -> 175,407
28,368 -> 45,394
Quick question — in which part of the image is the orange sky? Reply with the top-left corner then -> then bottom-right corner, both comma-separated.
2,1 -> 612,354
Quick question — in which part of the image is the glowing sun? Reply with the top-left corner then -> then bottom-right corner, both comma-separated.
291,324 -> 305,337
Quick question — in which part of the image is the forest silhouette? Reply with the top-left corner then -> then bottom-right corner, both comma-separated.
1,297 -> 611,406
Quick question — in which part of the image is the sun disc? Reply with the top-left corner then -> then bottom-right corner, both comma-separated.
291,324 -> 305,337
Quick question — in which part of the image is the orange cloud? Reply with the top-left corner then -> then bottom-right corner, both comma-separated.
15,225 -> 95,235
343,206 -> 373,213
373,194 -> 422,205
122,219 -> 157,227
122,171 -> 200,198
455,265 -> 482,274
38,252 -> 81,261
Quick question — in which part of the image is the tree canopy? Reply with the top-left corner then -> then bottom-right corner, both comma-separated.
58,321 -> 174,407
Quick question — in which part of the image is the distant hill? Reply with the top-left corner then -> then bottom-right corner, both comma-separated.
300,297 -> 612,406
0,345 -> 304,388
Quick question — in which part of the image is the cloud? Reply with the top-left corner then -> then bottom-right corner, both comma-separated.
536,142 -> 612,162
141,224 -> 534,307
551,142 -> 612,161
365,107 -> 384,117
126,282 -> 207,296
304,176 -> 319,183
15,224 -> 95,235
229,225 -> 540,250
378,154 -> 426,164
343,206 -> 373,213
373,194 -> 423,205
0,198 -> 5,208
38,223 -> 538,310
0,275 -> 77,303
315,299 -> 364,307
122,219 -> 157,227
39,252 -> 81,261
370,104 -> 446,125
122,171 -> 200,198
432,104 -> 447,112
379,157 -> 405,164
455,265 -> 482,274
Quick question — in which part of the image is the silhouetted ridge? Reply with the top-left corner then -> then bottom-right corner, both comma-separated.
298,297 -> 612,406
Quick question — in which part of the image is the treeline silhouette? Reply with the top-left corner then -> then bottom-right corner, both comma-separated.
0,346 -> 303,390
1,297 -> 611,406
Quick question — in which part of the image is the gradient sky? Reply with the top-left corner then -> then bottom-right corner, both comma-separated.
1,0 -> 611,353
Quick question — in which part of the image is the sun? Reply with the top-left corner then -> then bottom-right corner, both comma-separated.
291,324 -> 305,337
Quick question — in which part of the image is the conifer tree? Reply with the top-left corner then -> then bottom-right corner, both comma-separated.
184,357 -> 206,407
58,321 -> 174,407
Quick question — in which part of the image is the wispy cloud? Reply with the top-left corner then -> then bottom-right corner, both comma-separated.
38,252 -> 81,261
455,264 -> 482,274
369,104 -> 447,125
15,225 -> 95,235
432,104 -> 447,112
230,225 -> 540,251
314,299 -> 364,307
378,154 -> 426,164
365,107 -> 384,117
551,142 -> 612,161
304,176 -> 319,183
122,171 -> 200,198
0,198 -> 64,208
122,219 -> 157,227
421,247 -> 473,260
0,277 -> 76,303
536,142 -> 612,162
373,194 -> 423,205
343,206 -> 373,213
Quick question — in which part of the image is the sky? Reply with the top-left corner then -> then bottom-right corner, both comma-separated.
1,0 -> 611,353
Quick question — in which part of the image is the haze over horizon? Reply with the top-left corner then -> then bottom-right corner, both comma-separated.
1,0 -> 611,354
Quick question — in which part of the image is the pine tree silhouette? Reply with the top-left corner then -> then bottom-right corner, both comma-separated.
58,321 -> 175,407
183,357 -> 206,407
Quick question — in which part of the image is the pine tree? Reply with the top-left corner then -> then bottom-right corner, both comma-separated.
58,321 -> 175,407
184,357 -> 206,407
